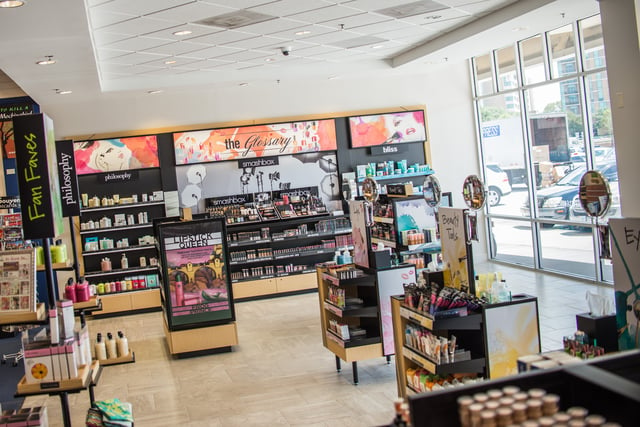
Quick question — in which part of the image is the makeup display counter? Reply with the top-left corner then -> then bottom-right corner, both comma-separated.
407,350 -> 640,427
391,293 -> 541,399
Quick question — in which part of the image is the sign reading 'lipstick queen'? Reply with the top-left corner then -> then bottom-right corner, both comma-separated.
173,119 -> 337,165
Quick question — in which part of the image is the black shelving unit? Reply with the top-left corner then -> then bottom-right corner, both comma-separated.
225,214 -> 352,300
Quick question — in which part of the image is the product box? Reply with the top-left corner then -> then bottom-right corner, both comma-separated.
65,339 -> 78,379
56,300 -> 75,339
24,345 -> 55,383
146,274 -> 158,288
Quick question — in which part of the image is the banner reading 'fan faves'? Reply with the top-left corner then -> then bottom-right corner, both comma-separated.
73,136 -> 159,175
173,119 -> 337,164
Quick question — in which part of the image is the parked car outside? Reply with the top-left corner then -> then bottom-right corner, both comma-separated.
485,164 -> 512,207
521,161 -> 618,223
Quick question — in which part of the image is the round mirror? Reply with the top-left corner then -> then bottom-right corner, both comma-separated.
462,174 -> 486,210
578,170 -> 612,218
423,175 -> 442,207
362,177 -> 379,202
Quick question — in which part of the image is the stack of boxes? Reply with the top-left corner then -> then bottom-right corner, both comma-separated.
22,299 -> 93,384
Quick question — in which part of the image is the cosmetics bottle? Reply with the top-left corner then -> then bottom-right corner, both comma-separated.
64,278 -> 77,303
121,253 -> 128,269
175,281 -> 184,306
95,333 -> 107,360
106,332 -> 117,359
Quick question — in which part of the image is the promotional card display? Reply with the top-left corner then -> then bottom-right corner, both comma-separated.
0,249 -> 36,312
438,207 -> 471,293
157,218 -> 235,330
348,110 -> 427,148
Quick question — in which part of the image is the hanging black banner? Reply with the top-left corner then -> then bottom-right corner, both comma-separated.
56,139 -> 81,217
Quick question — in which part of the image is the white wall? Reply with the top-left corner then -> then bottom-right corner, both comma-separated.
41,60 -> 486,261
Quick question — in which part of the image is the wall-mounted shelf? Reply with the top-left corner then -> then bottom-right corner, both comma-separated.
79,223 -> 153,235
80,200 -> 164,213
82,244 -> 156,257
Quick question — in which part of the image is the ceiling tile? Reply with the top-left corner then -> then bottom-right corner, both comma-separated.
268,23 -> 336,40
96,48 -> 131,61
100,62 -> 160,74
295,44 -> 343,56
88,10 -> 137,30
457,0 -> 510,14
234,17 -> 308,36
214,49 -> 272,62
400,6 -> 470,24
434,0 -> 493,7
375,1 -> 448,19
224,36 -> 289,50
93,31 -> 133,47
181,45 -> 245,60
90,0 -> 195,17
186,29 -> 256,46
422,16 -> 469,31
296,28 -> 361,45
142,41 -> 209,56
102,51 -> 168,66
146,2 -> 236,24
338,0 -> 416,13
98,16 -> 179,36
289,4 -> 363,24
143,23 -> 221,41
341,19 -> 419,36
106,36 -> 173,52
248,0 -> 331,18
199,0 -> 275,9
321,12 -> 391,32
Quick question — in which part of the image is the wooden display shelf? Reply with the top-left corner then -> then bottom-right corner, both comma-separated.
92,287 -> 161,316
275,272 -> 316,293
96,350 -> 135,366
37,261 -> 73,271
16,363 -> 91,395
232,277 -> 277,300
232,272 -> 318,300
164,321 -> 238,356
0,302 -> 46,326
325,331 -> 382,362
73,296 -> 100,311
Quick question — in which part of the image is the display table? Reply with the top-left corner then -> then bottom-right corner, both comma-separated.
164,321 -> 238,357
0,303 -> 47,326
15,361 -> 99,427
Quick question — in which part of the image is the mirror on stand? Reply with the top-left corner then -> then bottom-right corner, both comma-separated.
362,176 -> 379,226
462,174 -> 486,211
578,170 -> 613,259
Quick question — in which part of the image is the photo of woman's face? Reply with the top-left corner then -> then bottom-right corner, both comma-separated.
91,141 -> 132,171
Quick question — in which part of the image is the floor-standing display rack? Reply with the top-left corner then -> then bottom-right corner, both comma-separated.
156,216 -> 238,357
391,293 -> 541,398
76,168 -> 165,316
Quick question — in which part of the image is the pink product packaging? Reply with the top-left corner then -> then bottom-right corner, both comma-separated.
48,309 -> 58,345
75,281 -> 90,302
56,300 -> 75,340
65,339 -> 78,378
24,347 -> 54,383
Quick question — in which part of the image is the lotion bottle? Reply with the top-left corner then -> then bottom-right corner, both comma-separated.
106,332 -> 117,359
121,253 -> 128,269
95,333 -> 107,360
116,331 -> 129,357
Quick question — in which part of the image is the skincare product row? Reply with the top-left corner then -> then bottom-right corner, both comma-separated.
90,274 -> 159,295
404,323 -> 459,364
94,330 -> 129,360
84,235 -> 156,251
80,211 -> 150,230
356,160 -> 431,179
81,191 -> 163,208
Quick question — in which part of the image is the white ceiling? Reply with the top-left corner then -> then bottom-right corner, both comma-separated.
0,0 -> 599,108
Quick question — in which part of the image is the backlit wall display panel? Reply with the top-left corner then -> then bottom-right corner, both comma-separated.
73,136 -> 159,175
173,119 -> 337,164
348,110 -> 426,148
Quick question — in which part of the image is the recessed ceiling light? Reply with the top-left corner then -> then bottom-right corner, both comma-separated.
55,89 -> 72,95
0,1 -> 24,8
328,75 -> 338,80
36,56 -> 56,65
371,45 -> 384,49
147,90 -> 163,94
295,30 -> 311,36
172,29 -> 192,36
165,60 -> 177,65
265,58 -> 274,62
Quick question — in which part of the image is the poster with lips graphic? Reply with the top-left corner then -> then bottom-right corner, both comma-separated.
348,110 -> 427,148
173,119 -> 337,164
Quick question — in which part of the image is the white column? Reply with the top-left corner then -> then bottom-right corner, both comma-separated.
598,0 -> 640,216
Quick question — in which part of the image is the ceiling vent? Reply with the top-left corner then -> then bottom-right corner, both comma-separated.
195,10 -> 276,29
375,0 -> 447,19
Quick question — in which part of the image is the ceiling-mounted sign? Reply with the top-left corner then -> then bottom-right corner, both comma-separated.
349,110 -> 427,148
55,139 -> 81,217
173,119 -> 337,165
13,113 -> 64,239
73,135 -> 159,175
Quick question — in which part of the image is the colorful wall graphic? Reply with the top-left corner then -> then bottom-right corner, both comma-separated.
609,218 -> 640,350
349,110 -> 426,148
173,119 -> 337,164
73,136 -> 159,175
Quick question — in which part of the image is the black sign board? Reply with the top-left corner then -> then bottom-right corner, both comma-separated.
370,144 -> 408,156
238,156 -> 279,169
13,113 -> 64,239
0,196 -> 20,209
98,170 -> 139,184
55,139 -> 81,217
205,193 -> 253,208
386,183 -> 413,196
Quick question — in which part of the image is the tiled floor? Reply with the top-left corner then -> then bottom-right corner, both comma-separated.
21,262 -> 615,426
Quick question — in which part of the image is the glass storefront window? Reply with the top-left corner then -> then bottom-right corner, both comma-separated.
474,53 -> 494,96
488,218 -> 534,266
580,15 -> 606,71
548,24 -> 577,79
495,45 -> 518,91
519,35 -> 545,85
539,223 -> 596,279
